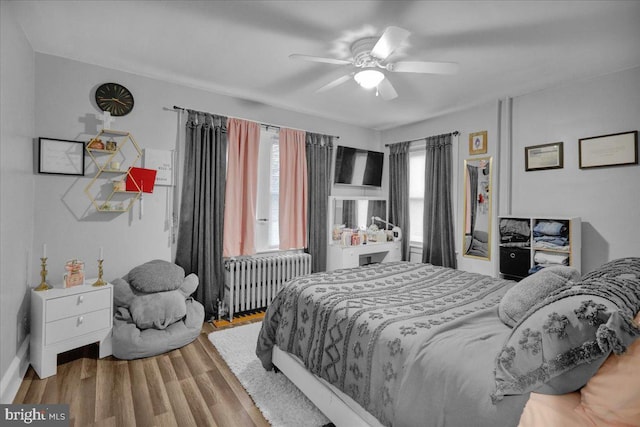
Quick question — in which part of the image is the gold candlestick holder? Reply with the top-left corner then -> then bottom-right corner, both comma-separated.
34,257 -> 51,291
93,259 -> 106,286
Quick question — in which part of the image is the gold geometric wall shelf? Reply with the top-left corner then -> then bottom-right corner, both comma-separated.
84,129 -> 143,213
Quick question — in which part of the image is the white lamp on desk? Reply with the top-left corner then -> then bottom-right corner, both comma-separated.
372,216 -> 402,241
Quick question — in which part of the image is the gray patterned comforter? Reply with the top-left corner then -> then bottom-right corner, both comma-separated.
256,262 -> 530,426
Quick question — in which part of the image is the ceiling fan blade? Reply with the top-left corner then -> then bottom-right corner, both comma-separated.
315,74 -> 353,93
377,78 -> 398,101
371,26 -> 410,60
289,54 -> 352,65
389,61 -> 459,75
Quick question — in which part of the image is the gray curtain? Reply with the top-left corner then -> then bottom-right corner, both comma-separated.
388,141 -> 410,261
342,200 -> 357,228
175,111 -> 227,318
422,133 -> 457,268
305,133 -> 333,272
367,200 -> 385,226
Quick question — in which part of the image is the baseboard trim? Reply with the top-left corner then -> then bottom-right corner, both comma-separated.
0,335 -> 29,404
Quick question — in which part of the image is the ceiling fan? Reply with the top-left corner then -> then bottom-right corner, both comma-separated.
290,26 -> 459,100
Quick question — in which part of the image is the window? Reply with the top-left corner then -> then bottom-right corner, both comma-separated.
409,150 -> 425,243
255,128 -> 280,252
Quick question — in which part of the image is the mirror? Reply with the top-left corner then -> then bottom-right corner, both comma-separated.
333,198 -> 386,231
463,157 -> 492,260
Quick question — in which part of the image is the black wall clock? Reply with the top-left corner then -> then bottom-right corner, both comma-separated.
95,83 -> 134,116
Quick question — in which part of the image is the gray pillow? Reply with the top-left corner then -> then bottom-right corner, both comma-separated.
499,266 -> 580,327
493,295 -> 631,402
128,260 -> 185,293
493,257 -> 640,402
129,290 -> 187,330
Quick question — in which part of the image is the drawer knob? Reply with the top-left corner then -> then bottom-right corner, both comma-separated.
77,316 -> 84,325
510,253 -> 516,259
78,295 -> 84,304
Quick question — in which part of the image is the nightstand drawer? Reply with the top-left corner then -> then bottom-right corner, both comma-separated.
46,288 -> 111,322
45,308 -> 111,345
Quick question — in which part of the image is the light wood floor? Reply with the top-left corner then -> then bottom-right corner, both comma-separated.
13,318 -> 270,427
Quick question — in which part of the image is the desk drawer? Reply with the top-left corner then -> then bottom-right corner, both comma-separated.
46,288 -> 111,322
45,308 -> 111,345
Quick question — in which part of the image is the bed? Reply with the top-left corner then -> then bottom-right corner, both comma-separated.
256,258 -> 640,427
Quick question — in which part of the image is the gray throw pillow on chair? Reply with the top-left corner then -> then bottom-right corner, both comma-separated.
128,259 -> 185,293
129,290 -> 187,330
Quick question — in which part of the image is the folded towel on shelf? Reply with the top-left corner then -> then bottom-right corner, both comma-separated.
533,221 -> 567,236
501,242 -> 530,248
533,242 -> 570,251
533,234 -> 569,251
534,235 -> 568,246
534,252 -> 569,265
500,219 -> 531,238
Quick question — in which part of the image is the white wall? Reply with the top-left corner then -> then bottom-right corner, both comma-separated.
0,34 -> 378,392
509,67 -> 640,274
382,101 -> 501,276
382,66 -> 640,276
32,53 -> 380,285
0,1 -> 36,399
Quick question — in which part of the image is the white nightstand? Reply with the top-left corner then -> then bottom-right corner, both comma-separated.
30,282 -> 113,378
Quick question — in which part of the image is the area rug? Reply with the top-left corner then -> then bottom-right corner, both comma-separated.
208,322 -> 330,427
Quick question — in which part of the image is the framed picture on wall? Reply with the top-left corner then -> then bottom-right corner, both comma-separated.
525,142 -> 564,171
579,130 -> 638,169
144,148 -> 174,186
469,131 -> 488,155
38,137 -> 85,176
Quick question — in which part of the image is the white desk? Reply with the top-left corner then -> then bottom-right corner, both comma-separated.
326,241 -> 402,271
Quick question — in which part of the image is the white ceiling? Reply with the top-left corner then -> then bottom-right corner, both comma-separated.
10,0 -> 640,131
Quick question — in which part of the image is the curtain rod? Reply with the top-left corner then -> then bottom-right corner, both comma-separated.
384,131 -> 459,147
171,105 -> 339,139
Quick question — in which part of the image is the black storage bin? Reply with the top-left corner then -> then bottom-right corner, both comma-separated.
500,247 -> 530,279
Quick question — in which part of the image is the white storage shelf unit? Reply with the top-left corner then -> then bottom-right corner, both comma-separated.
498,216 -> 581,280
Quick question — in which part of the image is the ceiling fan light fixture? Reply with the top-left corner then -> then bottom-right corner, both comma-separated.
354,69 -> 384,89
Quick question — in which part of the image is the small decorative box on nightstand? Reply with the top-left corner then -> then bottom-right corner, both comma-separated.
30,282 -> 113,378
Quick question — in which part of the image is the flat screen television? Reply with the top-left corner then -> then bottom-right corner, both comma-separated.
334,145 -> 384,187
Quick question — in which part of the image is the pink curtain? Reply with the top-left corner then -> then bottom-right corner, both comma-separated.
223,118 -> 261,257
279,128 -> 307,249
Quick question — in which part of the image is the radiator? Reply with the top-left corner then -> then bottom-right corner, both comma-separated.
223,252 -> 312,322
